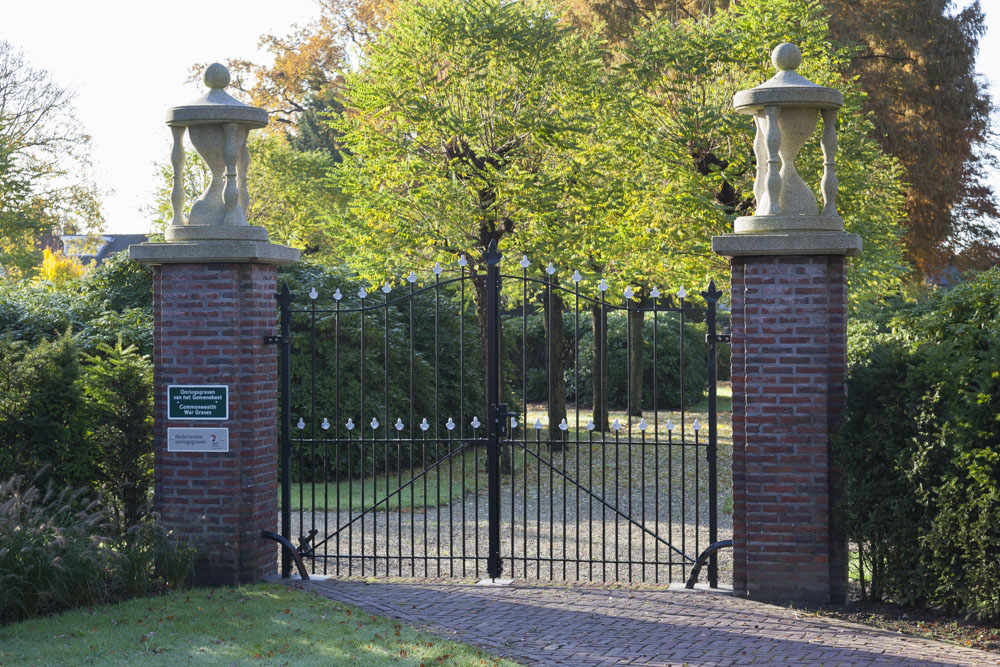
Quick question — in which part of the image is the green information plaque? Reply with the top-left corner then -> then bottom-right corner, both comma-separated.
167,385 -> 228,420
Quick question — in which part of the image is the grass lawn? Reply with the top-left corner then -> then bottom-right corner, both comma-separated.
284,447 -> 487,512
283,383 -> 734,515
0,584 -> 519,666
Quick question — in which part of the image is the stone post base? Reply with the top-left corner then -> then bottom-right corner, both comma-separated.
729,255 -> 849,603
151,262 -> 280,585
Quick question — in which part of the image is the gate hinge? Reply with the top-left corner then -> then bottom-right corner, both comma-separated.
264,335 -> 290,345
706,333 -> 731,344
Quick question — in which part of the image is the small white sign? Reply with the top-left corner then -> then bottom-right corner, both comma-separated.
167,427 -> 229,453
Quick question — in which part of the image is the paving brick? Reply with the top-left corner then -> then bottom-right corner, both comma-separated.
297,580 -> 999,666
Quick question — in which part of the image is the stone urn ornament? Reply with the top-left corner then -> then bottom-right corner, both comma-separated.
714,43 -> 861,256
164,63 -> 269,242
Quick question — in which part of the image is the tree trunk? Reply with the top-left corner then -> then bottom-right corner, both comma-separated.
627,297 -> 645,417
591,304 -> 609,431
543,282 -> 567,449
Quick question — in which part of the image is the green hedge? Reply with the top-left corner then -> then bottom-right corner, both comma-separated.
0,252 -> 153,355
506,307 -> 714,411
277,263 -> 484,481
835,268 -> 1000,619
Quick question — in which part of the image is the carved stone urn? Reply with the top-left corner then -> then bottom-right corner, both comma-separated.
131,62 -> 298,265
164,63 -> 269,242
714,43 -> 861,256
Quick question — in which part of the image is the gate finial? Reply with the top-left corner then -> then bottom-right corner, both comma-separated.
482,239 -> 502,265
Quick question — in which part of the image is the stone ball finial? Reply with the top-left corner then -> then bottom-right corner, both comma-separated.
203,63 -> 231,90
771,43 -> 802,71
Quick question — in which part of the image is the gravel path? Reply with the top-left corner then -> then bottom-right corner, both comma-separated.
283,433 -> 733,586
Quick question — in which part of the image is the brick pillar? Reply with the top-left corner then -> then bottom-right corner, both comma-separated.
132,236 -> 298,585
728,254 -> 849,603
149,263 -> 277,584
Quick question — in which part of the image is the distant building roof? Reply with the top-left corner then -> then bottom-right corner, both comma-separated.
60,234 -> 150,266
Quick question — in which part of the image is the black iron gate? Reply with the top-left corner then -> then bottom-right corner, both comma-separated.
273,243 -> 727,585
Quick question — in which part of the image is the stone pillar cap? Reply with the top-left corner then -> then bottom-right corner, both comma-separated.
733,44 -> 842,112
167,63 -> 268,128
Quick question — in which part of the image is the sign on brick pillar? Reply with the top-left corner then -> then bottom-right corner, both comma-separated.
714,43 -> 860,603
131,63 -> 299,585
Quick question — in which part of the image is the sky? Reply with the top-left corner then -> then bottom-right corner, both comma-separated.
3,0 -> 1000,235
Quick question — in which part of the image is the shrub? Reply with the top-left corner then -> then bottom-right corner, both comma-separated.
277,261 -> 484,481
835,268 -> 1000,619
81,340 -> 154,531
570,309 -> 710,411
80,251 -> 153,313
0,472 -> 112,625
0,472 -> 195,626
504,306 -> 712,411
39,248 -> 87,286
114,520 -> 195,599
0,264 -> 152,356
0,333 -> 91,490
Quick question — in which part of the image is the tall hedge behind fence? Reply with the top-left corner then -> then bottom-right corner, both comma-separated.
834,268 -> 1000,619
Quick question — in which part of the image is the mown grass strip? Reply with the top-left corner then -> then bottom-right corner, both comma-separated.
0,584 -> 520,666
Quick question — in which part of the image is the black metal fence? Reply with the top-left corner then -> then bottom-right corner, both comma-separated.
275,243 -> 726,585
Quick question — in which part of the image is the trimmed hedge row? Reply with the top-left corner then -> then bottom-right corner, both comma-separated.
835,268 -> 1000,619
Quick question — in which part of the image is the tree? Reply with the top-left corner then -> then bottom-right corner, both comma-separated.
330,0 -> 605,433
216,0 -> 394,132
614,0 -> 910,304
0,41 -> 103,275
39,247 -> 87,286
81,340 -> 153,531
566,0 -> 997,279
822,0 -> 997,278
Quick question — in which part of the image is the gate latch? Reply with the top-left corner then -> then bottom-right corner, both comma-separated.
494,403 -> 520,438
264,334 -> 290,345
706,333 -> 731,344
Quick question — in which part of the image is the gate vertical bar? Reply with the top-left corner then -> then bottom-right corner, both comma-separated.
276,284 -> 295,578
702,280 -> 722,588
484,240 -> 503,580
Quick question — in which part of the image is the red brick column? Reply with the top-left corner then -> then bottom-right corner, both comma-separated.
729,255 -> 848,603
152,262 -> 278,585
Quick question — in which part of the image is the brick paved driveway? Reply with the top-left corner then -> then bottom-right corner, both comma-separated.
297,579 -> 999,666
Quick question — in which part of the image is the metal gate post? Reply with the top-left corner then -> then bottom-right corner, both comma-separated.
483,240 -> 503,580
702,281 -> 724,588
275,284 -> 295,578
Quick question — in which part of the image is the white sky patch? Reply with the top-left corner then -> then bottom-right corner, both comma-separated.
3,0 -> 318,233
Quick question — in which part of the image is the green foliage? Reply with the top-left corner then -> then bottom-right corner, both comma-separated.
245,134 -> 345,256
81,340 -> 154,531
0,257 -> 152,355
0,302 -> 154,524
149,135 -> 344,258
81,250 -> 153,313
569,309 -> 709,410
0,334 -> 91,490
0,271 -> 153,354
332,0 -> 604,280
509,307 -> 710,410
114,521 -> 195,599
618,0 -> 909,301
0,472 -> 194,626
835,268 -> 1000,619
277,261 -> 484,480
0,473 -> 111,625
